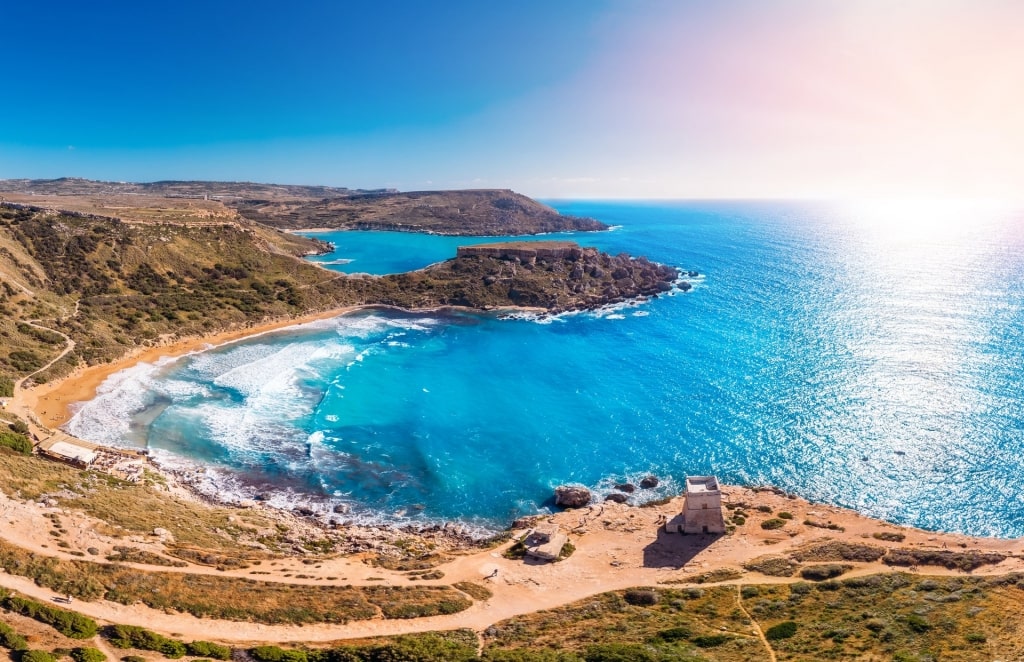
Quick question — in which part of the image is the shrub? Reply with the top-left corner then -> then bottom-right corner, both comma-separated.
656,626 -> 693,641
756,505 -> 772,513
0,622 -> 28,651
0,377 -> 14,397
761,518 -> 786,530
965,632 -> 987,644
250,646 -> 307,662
800,564 -> 851,581
19,651 -> 56,662
71,648 -> 107,662
582,643 -> 659,662
777,511 -> 793,520
102,625 -> 186,658
0,431 -> 32,454
873,531 -> 906,542
765,621 -> 798,640
905,614 -> 931,633
120,657 -> 145,662
1,596 -> 98,639
623,589 -> 658,606
185,642 -> 231,660
692,634 -> 731,648
9,420 -> 29,435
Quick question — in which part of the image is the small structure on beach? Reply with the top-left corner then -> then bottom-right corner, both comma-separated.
665,475 -> 725,534
524,524 -> 569,562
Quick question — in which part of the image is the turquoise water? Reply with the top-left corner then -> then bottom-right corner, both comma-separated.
301,228 -> 599,274
67,201 -> 1024,536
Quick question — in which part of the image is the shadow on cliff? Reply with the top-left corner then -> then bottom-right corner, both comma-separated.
642,529 -> 722,569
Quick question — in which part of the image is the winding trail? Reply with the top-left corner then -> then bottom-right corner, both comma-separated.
1,485 -> 1024,645
736,583 -> 777,662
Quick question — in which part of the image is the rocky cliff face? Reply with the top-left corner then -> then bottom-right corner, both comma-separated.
377,241 -> 681,312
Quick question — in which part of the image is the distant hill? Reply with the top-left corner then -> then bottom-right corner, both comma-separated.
0,177 -> 384,201
233,189 -> 608,235
0,179 -> 607,235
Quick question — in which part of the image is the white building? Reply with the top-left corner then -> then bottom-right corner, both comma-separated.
665,475 -> 726,534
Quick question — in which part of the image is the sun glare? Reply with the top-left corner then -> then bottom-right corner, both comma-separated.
843,197 -> 1008,242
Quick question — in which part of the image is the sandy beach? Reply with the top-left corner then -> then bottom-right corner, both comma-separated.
12,305 -> 366,430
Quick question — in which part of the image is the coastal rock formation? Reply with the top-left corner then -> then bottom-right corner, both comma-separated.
604,493 -> 629,504
614,483 -> 636,493
555,485 -> 592,508
640,476 -> 660,489
380,241 -> 681,314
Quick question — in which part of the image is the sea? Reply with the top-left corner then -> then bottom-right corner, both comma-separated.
65,200 -> 1024,538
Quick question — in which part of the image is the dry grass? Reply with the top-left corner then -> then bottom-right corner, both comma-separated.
0,539 -> 472,624
0,451 -> 287,552
483,573 -> 1024,661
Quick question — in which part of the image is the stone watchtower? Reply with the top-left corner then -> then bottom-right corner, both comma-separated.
665,475 -> 725,534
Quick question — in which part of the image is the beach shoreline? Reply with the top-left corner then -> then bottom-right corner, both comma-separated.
14,306 -> 366,430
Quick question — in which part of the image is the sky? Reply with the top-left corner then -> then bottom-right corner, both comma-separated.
2,0 -> 1023,199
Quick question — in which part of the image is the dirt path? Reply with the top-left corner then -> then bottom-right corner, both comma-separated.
2,485 -> 1024,645
736,583 -> 777,662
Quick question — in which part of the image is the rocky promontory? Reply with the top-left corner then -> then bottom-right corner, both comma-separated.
370,241 -> 683,312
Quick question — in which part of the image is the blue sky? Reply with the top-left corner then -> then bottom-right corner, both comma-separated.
2,1 -> 1022,198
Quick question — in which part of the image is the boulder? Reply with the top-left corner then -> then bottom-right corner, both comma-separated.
554,485 -> 592,508
614,483 -> 636,493
639,475 -> 660,489
678,281 -> 692,292
688,270 -> 700,277
604,493 -> 629,504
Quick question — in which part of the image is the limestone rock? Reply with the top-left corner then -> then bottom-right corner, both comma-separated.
554,485 -> 592,508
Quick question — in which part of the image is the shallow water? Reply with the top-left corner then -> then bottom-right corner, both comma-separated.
67,201 -> 1024,536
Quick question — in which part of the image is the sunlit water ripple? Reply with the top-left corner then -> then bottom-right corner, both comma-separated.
66,201 -> 1024,536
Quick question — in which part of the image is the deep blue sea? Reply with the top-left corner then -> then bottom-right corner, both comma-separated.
67,201 -> 1024,537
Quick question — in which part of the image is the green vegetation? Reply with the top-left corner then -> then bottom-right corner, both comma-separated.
0,621 -> 28,650
764,621 -> 797,640
798,564 -> 852,581
760,518 -> 786,530
19,651 -> 57,662
873,531 -> 907,542
104,625 -> 186,658
249,630 -> 480,662
185,641 -> 232,660
1,595 -> 98,638
70,648 -> 108,662
0,431 -> 32,454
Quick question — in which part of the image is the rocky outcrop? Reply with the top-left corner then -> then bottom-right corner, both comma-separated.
554,485 -> 592,508
605,493 -> 629,504
640,476 -> 660,489
378,241 -> 683,314
614,483 -> 636,493
456,242 -> 585,264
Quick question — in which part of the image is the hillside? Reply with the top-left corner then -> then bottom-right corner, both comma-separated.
233,189 -> 608,235
0,205 -> 676,390
0,178 -> 607,235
